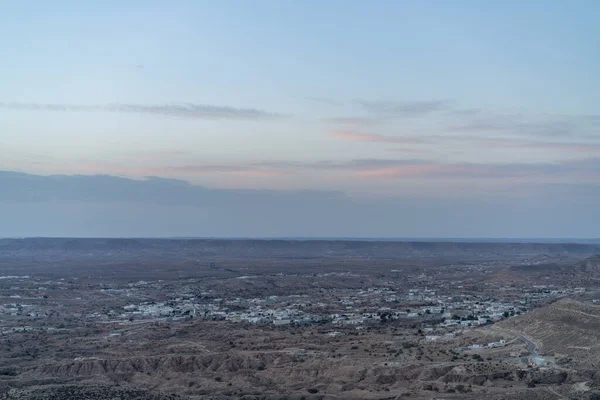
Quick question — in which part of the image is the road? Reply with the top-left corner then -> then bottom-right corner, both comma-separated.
490,326 -> 539,358
514,332 -> 538,358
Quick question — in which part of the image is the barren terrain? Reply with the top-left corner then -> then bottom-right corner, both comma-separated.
1,239 -> 600,399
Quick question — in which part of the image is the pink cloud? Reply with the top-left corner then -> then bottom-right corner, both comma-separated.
349,157 -> 600,183
5,152 -> 599,189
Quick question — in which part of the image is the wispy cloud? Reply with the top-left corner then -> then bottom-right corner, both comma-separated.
295,157 -> 599,181
446,113 -> 600,138
0,102 -> 281,120
355,99 -> 452,117
329,131 -> 426,144
385,148 -> 435,154
325,117 -> 380,126
6,156 -> 600,186
341,157 -> 600,181
229,157 -> 600,182
162,164 -> 289,177
475,138 -> 600,153
319,97 -> 599,139
328,128 -> 600,154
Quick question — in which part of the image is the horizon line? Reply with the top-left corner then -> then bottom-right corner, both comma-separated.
2,236 -> 600,244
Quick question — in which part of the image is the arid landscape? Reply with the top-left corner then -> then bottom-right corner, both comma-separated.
4,0 -> 600,398
1,238 -> 600,399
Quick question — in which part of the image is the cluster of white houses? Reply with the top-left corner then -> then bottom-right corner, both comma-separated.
78,283 -> 584,329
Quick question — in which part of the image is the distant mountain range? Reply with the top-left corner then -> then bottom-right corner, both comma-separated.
1,238 -> 600,261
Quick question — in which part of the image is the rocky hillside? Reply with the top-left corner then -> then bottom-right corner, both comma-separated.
500,298 -> 600,370
555,255 -> 600,285
5,352 -> 583,399
572,255 -> 600,276
0,384 -> 181,400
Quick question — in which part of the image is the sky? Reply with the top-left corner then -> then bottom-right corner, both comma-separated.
1,1 -> 599,238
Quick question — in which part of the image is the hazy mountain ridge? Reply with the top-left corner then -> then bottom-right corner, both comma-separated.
1,238 -> 600,260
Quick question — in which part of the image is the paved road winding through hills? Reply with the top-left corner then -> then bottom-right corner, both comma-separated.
491,327 -> 540,358
514,332 -> 538,358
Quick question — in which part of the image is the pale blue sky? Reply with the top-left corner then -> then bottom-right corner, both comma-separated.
3,1 -> 599,109
1,1 -> 599,237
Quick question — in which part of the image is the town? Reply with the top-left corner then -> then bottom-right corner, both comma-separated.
1,238 -> 600,400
